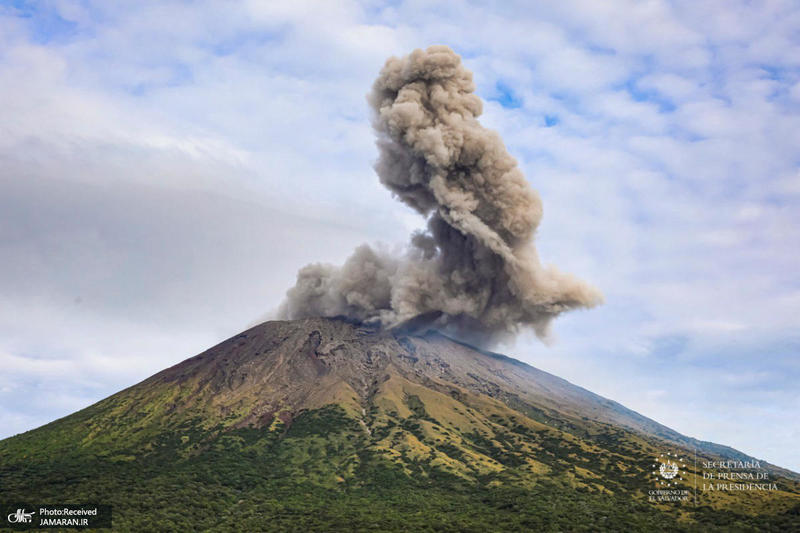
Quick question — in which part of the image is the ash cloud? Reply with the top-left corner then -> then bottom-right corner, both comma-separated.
279,45 -> 602,345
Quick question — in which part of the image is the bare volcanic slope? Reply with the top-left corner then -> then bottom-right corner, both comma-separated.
1,318 -> 799,531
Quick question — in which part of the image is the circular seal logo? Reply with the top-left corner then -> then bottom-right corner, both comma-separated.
651,452 -> 686,486
659,461 -> 679,479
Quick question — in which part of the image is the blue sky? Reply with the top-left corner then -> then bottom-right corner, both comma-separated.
1,0 -> 799,471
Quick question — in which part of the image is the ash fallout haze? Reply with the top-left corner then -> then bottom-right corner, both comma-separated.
0,0 -> 799,490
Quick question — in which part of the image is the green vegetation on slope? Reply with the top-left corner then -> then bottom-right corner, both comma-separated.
2,319 -> 799,531
2,403 -> 799,532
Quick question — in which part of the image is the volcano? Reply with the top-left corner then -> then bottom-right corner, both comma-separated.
1,318 -> 798,531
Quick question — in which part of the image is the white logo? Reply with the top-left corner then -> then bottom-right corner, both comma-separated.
660,461 -> 679,479
651,452 -> 686,486
7,508 -> 35,523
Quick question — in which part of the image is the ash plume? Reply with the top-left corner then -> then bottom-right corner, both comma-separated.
279,45 -> 602,345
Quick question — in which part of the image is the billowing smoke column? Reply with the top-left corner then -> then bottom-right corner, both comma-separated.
279,45 -> 602,345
